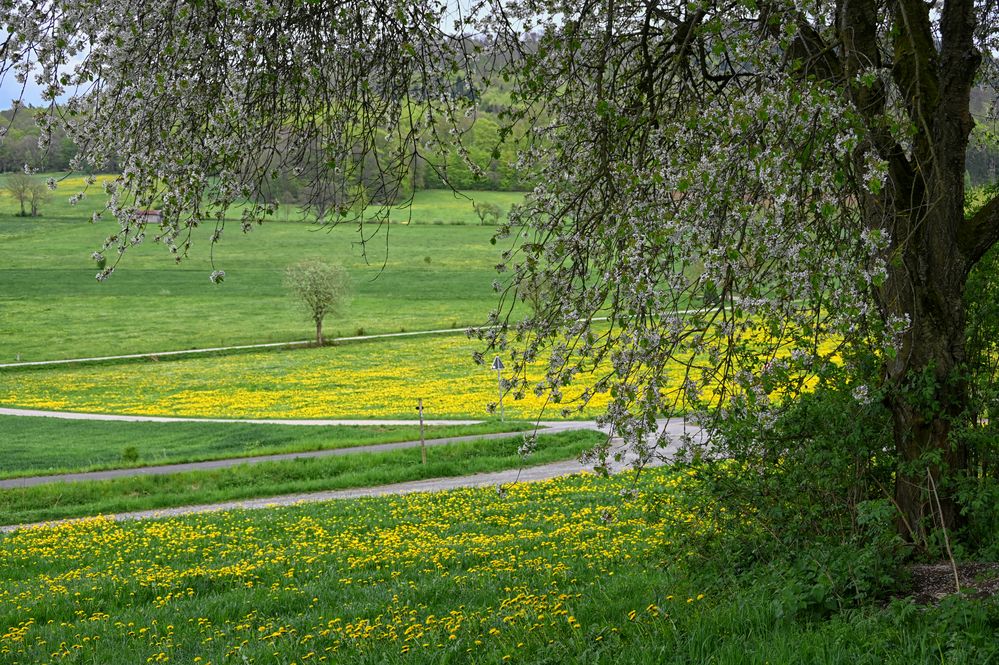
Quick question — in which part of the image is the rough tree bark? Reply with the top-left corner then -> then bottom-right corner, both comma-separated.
850,0 -> 996,541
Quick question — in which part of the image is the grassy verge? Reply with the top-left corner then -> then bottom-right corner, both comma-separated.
0,416 -> 532,478
1,465 -> 994,664
1,180 -> 524,225
0,430 -> 601,525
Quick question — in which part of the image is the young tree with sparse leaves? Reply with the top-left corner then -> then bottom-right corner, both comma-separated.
2,171 -> 48,216
472,201 -> 503,227
285,260 -> 350,346
2,0 -> 998,544
27,175 -> 51,216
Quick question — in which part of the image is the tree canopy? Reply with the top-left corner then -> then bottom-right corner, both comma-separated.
2,0 -> 999,543
2,171 -> 50,216
285,259 -> 351,346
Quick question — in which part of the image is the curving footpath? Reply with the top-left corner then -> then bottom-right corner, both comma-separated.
0,407 -> 608,489
0,447 -> 673,534
0,407 -> 702,532
0,426 -> 578,489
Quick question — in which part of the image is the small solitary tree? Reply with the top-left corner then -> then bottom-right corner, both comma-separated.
472,201 -> 502,227
3,172 -> 35,216
3,173 -> 51,217
27,178 -> 51,216
284,259 -> 350,346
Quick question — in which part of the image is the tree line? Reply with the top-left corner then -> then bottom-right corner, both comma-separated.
2,103 -> 533,200
0,107 -> 78,173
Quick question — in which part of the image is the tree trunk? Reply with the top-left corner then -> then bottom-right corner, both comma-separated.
854,0 -> 986,544
876,162 -> 973,544
880,288 -> 969,543
316,319 -> 323,346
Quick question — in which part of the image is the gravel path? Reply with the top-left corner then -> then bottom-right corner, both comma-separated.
0,412 -> 701,532
0,426 -> 576,489
0,446 -> 674,533
0,413 -> 700,489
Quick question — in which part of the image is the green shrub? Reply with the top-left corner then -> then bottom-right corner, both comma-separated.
667,363 -> 906,615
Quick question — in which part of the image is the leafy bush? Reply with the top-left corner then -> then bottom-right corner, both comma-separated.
960,229 -> 999,556
663,364 -> 907,617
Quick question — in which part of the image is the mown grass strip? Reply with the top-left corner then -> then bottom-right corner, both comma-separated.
0,429 -> 602,525
0,415 -> 530,479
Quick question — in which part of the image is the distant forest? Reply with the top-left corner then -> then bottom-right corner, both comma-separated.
1,93 -> 533,199
968,86 -> 999,187
0,107 -> 78,174
4,88 -> 999,190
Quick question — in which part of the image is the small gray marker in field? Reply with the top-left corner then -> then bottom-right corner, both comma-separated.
416,398 -> 427,465
492,356 -> 505,421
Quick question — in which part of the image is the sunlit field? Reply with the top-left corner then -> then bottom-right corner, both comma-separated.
0,333 -> 613,419
3,1 -> 997,657
3,467 -> 992,664
0,187 -> 524,361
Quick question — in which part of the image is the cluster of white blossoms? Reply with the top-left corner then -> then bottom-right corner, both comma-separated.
469,1 -> 904,462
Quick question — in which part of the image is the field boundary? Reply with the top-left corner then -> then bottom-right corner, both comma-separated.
2,308 -> 741,369
0,326 -> 473,369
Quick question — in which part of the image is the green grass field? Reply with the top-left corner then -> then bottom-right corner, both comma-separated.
0,430 -> 600,525
2,178 -> 997,665
0,188 -> 525,361
0,176 -> 523,225
0,416 -> 532,478
1,467 -> 994,664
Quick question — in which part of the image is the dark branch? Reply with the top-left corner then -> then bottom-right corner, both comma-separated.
962,194 -> 999,267
890,0 -> 940,167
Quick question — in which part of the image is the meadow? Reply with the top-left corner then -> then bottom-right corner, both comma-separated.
0,416 -> 531,478
1,467 -> 994,664
0,184 -> 525,361
3,176 -> 994,663
0,334 -> 614,419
